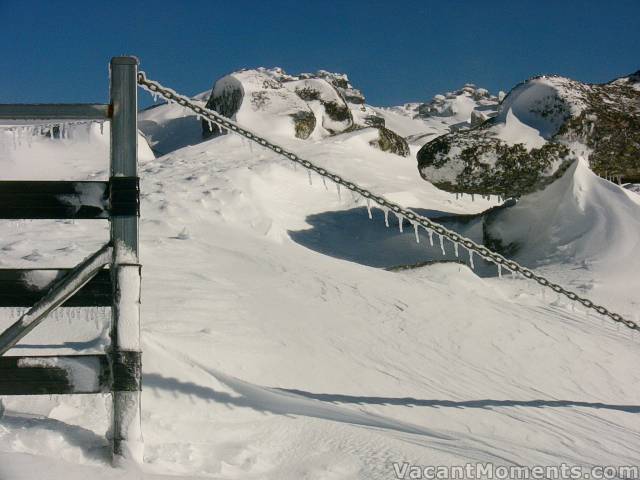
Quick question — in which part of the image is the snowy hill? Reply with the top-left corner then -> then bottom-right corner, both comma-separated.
1,77 -> 640,480
139,68 -> 501,160
417,71 -> 640,197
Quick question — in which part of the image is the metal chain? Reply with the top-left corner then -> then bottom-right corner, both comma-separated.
136,71 -> 638,332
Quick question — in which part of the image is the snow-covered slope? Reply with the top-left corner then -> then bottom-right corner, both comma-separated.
1,90 -> 639,480
139,91 -> 210,156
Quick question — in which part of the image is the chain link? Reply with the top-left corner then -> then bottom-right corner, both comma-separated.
137,71 -> 639,333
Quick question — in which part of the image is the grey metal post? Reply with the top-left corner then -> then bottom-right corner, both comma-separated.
109,56 -> 143,464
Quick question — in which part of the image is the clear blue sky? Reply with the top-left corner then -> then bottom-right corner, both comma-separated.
1,0 -> 639,107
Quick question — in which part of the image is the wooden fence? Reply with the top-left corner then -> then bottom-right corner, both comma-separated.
0,57 -> 143,464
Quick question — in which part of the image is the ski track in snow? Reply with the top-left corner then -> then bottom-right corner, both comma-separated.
0,121 -> 639,479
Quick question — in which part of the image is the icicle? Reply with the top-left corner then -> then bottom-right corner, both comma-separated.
322,176 -> 328,190
308,170 -> 313,186
413,223 -> 420,243
383,208 -> 389,227
428,229 -> 434,246
366,198 -> 372,219
454,242 -> 459,257
497,263 -> 503,278
439,235 -> 445,255
336,183 -> 341,201
397,213 -> 403,233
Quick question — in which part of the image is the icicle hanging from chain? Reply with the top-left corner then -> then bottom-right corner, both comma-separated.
413,222 -> 420,243
26,126 -> 33,148
497,263 -> 503,279
454,242 -> 459,257
336,183 -> 341,201
428,229 -> 434,246
469,249 -> 475,269
383,208 -> 390,227
308,170 -> 313,186
366,198 -> 372,219
439,234 -> 445,255
396,213 -> 403,233
322,176 -> 328,191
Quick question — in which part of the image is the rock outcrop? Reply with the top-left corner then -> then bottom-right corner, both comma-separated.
417,71 -> 640,197
370,127 -> 410,157
202,67 -> 410,157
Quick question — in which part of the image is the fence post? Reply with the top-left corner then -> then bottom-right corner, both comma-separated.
109,56 -> 143,464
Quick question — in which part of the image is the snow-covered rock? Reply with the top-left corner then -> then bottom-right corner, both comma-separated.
202,68 -> 321,140
199,67 -> 414,156
418,71 -> 640,197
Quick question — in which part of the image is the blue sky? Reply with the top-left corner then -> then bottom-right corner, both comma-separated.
1,0 -> 639,107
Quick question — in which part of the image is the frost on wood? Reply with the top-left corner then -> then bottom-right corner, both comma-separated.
17,356 -> 101,392
0,244 -> 113,356
113,265 -> 141,351
110,391 -> 144,464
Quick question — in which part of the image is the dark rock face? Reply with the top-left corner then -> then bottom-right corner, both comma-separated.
418,71 -> 640,197
363,115 -> 385,128
371,127 -> 410,157
294,87 -> 321,102
323,101 -> 352,123
202,81 -> 243,138
290,111 -> 316,139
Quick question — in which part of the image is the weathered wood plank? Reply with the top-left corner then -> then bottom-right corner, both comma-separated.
0,244 -> 113,356
0,181 -> 108,219
0,268 -> 112,307
0,104 -> 110,120
109,55 -> 144,463
0,354 -> 110,395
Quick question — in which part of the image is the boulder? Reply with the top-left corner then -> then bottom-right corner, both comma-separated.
370,127 -> 410,157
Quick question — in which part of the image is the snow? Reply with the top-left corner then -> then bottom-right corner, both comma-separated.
486,158 -> 640,316
1,86 -> 639,479
493,108 -> 547,150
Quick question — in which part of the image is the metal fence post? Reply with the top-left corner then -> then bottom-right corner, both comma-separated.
109,56 -> 143,464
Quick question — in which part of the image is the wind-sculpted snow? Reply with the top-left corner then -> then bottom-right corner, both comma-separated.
418,71 -> 640,197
